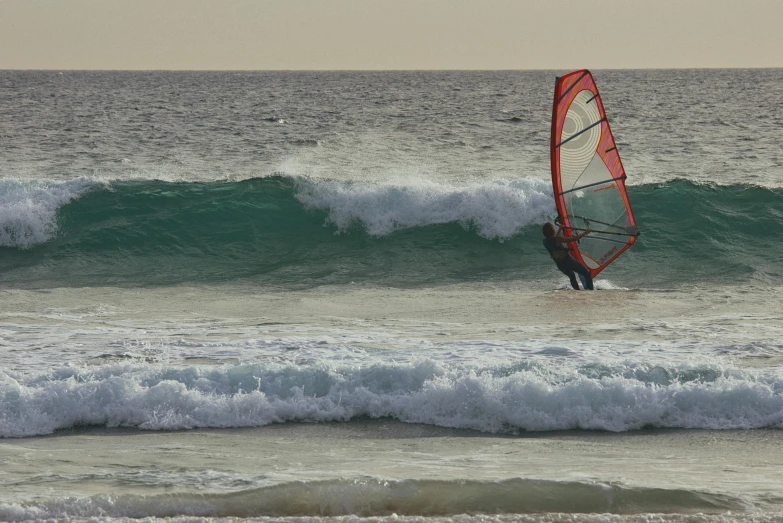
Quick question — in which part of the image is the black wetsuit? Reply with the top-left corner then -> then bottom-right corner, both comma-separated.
543,237 -> 594,290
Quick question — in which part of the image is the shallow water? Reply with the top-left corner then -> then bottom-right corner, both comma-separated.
2,421 -> 782,519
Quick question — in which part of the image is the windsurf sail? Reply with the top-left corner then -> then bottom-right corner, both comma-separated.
550,70 -> 639,277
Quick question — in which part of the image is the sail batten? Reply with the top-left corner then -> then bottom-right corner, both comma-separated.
559,177 -> 619,196
555,118 -> 607,148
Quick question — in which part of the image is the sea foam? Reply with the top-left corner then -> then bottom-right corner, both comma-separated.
0,178 -> 100,248
293,178 -> 554,238
2,359 -> 782,438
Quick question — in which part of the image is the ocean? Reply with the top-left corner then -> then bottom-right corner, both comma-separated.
1,69 -> 782,522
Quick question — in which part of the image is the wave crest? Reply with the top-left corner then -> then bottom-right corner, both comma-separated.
0,178 -> 101,248
3,360 -> 783,438
0,478 -> 745,519
294,178 -> 553,238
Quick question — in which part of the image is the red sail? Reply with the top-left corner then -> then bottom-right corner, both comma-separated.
550,70 -> 639,277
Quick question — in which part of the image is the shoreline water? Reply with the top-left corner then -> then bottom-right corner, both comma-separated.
3,282 -> 783,345
2,280 -> 780,326
2,420 -> 782,519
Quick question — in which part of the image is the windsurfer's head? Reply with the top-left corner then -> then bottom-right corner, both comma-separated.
542,222 -> 556,238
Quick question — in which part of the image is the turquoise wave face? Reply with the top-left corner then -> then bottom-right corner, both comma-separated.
625,180 -> 783,287
1,177 -> 781,289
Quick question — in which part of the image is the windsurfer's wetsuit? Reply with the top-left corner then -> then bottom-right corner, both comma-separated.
543,237 -> 594,290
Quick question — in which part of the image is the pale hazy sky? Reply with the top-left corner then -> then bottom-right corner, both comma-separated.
1,0 -> 780,70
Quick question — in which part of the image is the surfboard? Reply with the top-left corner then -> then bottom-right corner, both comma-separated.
550,70 -> 639,278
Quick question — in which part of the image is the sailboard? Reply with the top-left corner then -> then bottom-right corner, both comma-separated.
550,69 -> 639,277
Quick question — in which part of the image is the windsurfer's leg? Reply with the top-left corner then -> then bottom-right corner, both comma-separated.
570,260 -> 593,290
557,264 -> 580,290
568,272 -> 580,290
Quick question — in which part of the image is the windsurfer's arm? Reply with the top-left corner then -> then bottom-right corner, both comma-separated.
555,230 -> 591,244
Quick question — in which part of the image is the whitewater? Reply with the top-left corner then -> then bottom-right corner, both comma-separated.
1,69 -> 783,522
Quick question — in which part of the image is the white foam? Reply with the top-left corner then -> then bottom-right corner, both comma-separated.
0,178 -> 102,248
2,358 -> 782,438
293,178 -> 554,238
593,279 -> 629,291
555,277 -> 630,291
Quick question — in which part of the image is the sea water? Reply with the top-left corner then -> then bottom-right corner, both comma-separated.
1,69 -> 782,522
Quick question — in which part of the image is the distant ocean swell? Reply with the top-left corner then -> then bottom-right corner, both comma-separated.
0,478 -> 746,520
1,176 -> 781,288
2,359 -> 783,438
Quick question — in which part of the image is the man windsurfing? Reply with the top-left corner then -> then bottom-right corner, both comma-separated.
542,221 -> 594,290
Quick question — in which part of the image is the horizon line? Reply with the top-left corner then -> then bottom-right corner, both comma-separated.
2,66 -> 782,73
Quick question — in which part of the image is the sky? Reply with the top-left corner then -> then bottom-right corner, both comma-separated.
0,0 -> 781,70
